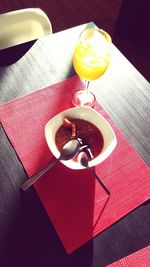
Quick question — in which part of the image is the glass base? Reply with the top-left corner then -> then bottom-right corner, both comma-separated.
71,90 -> 96,107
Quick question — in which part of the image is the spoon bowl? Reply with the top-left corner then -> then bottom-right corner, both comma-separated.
59,139 -> 80,160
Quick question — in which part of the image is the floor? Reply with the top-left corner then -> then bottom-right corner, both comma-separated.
0,0 -> 149,81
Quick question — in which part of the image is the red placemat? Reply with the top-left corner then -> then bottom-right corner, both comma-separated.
107,246 -> 150,267
0,75 -> 150,254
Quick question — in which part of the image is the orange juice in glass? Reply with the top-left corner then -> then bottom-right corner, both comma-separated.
71,28 -> 111,107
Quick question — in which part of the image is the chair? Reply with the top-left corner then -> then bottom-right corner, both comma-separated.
0,8 -> 52,50
0,8 -> 52,66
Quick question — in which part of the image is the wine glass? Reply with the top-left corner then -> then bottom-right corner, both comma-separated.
71,28 -> 112,107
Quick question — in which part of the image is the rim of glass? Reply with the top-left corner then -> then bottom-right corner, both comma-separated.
79,27 -> 112,45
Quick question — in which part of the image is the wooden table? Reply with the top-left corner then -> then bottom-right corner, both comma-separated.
0,22 -> 149,267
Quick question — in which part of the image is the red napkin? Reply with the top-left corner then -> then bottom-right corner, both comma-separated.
0,75 -> 149,254
107,246 -> 150,267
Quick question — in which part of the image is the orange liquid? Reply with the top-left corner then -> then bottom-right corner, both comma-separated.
73,33 -> 111,80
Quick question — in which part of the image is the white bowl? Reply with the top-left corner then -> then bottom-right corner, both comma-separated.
45,106 -> 117,169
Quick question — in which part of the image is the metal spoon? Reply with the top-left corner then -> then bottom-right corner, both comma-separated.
78,151 -> 110,196
21,139 -> 80,191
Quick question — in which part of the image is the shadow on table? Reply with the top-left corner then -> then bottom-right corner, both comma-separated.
0,40 -> 36,67
0,186 -> 95,267
113,0 -> 150,81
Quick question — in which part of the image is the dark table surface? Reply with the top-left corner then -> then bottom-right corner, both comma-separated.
0,22 -> 150,267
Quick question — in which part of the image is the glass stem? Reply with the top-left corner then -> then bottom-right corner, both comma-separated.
85,80 -> 90,93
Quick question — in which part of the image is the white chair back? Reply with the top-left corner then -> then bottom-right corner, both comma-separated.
0,8 -> 52,50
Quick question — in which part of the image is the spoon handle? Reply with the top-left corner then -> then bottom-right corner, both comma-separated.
21,158 -> 58,191
88,167 -> 110,196
78,151 -> 110,196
